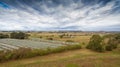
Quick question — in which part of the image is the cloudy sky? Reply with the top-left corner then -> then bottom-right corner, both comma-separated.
0,0 -> 120,31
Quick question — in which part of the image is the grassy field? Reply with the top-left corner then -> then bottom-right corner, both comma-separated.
29,32 -> 109,48
0,45 -> 120,67
0,32 -> 119,67
29,32 -> 108,44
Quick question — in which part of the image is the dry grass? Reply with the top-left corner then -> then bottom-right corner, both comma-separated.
29,32 -> 92,44
0,48 -> 120,67
0,32 -> 119,67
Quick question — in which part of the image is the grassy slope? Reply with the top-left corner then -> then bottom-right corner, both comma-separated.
0,47 -> 120,67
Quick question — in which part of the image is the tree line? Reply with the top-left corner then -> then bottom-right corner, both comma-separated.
0,32 -> 29,39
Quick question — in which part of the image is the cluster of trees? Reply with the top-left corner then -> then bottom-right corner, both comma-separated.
0,44 -> 81,62
0,32 -> 29,39
59,33 -> 73,38
10,32 -> 29,39
86,34 -> 120,52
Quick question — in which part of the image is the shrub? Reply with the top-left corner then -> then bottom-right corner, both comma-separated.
102,33 -> 120,51
39,36 -> 42,38
47,38 -> 53,40
105,45 -> 112,51
10,32 -> 29,39
86,35 -> 105,52
66,40 -> 74,42
114,33 -> 120,43
105,38 -> 118,51
59,34 -> 65,38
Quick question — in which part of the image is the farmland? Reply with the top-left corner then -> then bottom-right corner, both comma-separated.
0,31 -> 120,67
1,0 -> 120,66
0,32 -> 97,51
0,38 -> 79,51
0,31 -> 115,51
0,39 -> 62,49
0,46 -> 120,67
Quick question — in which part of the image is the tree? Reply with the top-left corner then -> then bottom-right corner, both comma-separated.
10,32 -> 17,39
86,35 -> 104,52
105,34 -> 119,51
47,38 -> 53,40
59,34 -> 65,38
10,32 -> 29,39
105,45 -> 112,51
102,33 -> 120,51
114,33 -> 120,43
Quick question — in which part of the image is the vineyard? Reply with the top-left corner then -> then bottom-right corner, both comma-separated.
0,39 -> 78,51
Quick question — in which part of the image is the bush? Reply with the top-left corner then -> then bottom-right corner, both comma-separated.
102,33 -> 120,51
86,35 -> 105,52
66,40 -> 74,42
10,32 -> 29,39
59,34 -> 65,38
47,38 -> 53,40
105,45 -> 112,51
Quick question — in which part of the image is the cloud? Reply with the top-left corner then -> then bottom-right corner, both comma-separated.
0,0 -> 120,31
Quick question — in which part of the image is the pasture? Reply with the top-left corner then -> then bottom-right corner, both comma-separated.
0,46 -> 120,67
29,32 -> 99,43
0,32 -> 119,67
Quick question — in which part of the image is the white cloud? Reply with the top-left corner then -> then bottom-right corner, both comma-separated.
0,0 -> 120,31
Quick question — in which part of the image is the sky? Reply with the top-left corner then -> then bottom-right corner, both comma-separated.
0,0 -> 120,31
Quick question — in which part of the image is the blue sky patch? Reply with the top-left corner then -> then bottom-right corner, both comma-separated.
0,2 -> 10,9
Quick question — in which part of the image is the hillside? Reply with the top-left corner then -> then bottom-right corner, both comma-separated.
0,46 -> 120,67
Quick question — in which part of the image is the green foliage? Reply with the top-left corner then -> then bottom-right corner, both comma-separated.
86,35 -> 105,52
105,33 -> 120,51
59,34 -> 64,38
105,39 -> 118,51
39,36 -> 42,38
105,45 -> 112,51
10,32 -> 29,39
99,33 -> 120,51
114,33 -> 120,43
66,40 -> 74,42
47,37 -> 53,40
